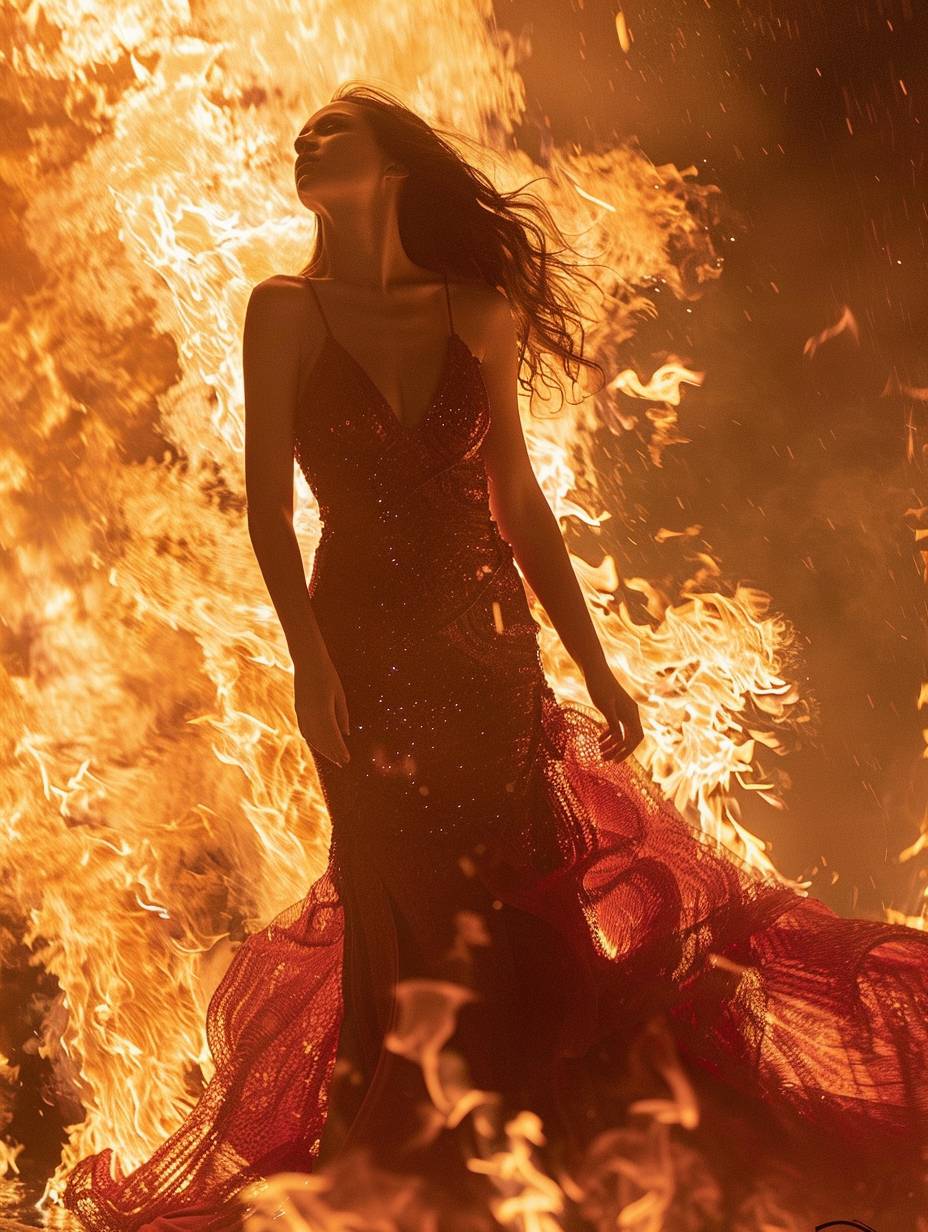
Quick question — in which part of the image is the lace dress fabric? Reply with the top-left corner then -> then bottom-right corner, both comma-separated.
62,277 -> 928,1231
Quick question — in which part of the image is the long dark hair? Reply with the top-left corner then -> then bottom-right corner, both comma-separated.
298,82 -> 606,410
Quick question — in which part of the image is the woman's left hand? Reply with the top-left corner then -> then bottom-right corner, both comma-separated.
583,660 -> 645,761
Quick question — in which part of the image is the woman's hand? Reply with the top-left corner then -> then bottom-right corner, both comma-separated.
583,660 -> 645,762
294,653 -> 351,768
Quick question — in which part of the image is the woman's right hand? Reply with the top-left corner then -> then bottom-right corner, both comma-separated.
293,653 -> 351,768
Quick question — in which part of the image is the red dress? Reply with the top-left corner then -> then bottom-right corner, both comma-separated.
62,277 -> 928,1231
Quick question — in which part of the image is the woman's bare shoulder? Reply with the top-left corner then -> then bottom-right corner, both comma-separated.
449,279 -> 510,311
246,274 -> 326,351
448,280 -> 513,358
249,273 -> 312,310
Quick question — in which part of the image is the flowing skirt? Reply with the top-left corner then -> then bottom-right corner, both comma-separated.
62,562 -> 928,1231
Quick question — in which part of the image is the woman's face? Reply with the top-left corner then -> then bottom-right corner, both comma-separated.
293,102 -> 396,208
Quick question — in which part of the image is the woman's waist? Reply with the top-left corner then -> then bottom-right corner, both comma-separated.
315,507 -> 504,570
308,527 -> 518,644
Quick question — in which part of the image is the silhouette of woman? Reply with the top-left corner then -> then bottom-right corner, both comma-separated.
62,83 -> 928,1232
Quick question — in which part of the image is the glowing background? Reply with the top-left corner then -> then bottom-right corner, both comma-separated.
1,0 -> 926,1226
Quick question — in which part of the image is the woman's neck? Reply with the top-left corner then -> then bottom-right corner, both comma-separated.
310,198 -> 430,290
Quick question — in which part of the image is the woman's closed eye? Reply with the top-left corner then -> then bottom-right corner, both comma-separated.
295,118 -> 347,151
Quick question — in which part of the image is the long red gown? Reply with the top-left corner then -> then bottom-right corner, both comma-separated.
62,275 -> 928,1231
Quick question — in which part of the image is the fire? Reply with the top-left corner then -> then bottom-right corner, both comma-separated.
3,1 -> 925,1230
801,304 -> 860,357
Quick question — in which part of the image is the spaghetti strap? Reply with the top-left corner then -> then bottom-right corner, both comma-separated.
443,273 -> 454,336
304,278 -> 331,335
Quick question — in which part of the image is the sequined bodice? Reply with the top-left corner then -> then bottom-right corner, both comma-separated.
292,288 -> 517,656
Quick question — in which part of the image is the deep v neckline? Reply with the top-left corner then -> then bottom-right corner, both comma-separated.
324,330 -> 462,439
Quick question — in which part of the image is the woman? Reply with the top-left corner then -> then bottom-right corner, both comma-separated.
63,84 -> 928,1232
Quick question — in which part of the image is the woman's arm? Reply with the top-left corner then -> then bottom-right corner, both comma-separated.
242,277 -> 331,673
477,290 -> 644,760
243,277 -> 351,768
477,291 -> 611,680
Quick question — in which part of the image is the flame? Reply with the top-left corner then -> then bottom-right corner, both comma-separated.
801,304 -> 860,357
3,1 -> 925,1229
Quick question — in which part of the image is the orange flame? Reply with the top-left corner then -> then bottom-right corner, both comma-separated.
5,3 -> 922,1229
